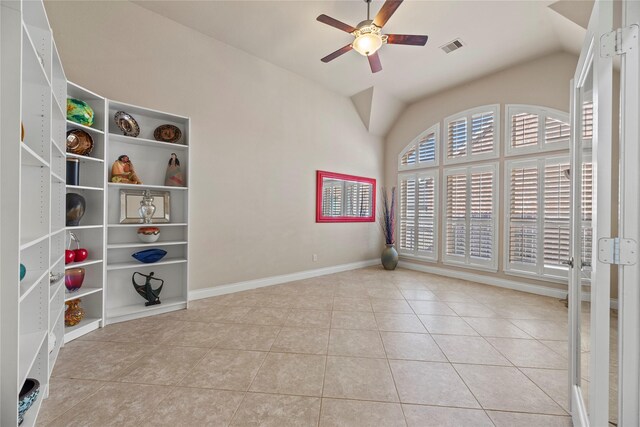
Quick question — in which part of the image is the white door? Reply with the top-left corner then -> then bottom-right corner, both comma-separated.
569,1 -> 613,426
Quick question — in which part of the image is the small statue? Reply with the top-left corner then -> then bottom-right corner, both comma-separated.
132,271 -> 163,306
165,153 -> 185,187
111,154 -> 143,184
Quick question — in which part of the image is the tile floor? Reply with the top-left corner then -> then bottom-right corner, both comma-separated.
39,267 -> 580,426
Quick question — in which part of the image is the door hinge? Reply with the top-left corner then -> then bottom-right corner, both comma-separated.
598,237 -> 638,265
601,24 -> 639,57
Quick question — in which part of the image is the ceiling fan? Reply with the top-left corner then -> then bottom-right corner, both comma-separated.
317,0 -> 428,73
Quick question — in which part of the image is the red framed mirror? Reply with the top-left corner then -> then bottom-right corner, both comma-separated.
316,170 -> 376,223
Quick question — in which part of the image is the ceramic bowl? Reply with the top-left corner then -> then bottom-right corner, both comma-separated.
132,249 -> 167,263
18,378 -> 40,425
137,227 -> 160,243
66,129 -> 94,156
65,268 -> 85,292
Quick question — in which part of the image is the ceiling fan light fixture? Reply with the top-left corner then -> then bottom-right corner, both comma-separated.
351,24 -> 386,56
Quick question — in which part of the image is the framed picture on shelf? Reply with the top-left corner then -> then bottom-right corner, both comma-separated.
119,189 -> 170,223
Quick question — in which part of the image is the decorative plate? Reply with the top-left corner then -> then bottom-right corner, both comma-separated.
67,98 -> 94,127
153,125 -> 182,144
114,111 -> 141,137
66,129 -> 94,156
132,248 -> 167,264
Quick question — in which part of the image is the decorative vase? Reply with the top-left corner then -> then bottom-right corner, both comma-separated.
381,244 -> 398,271
66,193 -> 86,226
65,299 -> 85,327
20,264 -> 26,281
67,98 -> 94,127
65,268 -> 85,292
66,157 -> 80,185
18,378 -> 40,426
138,190 -> 156,224
137,227 -> 160,243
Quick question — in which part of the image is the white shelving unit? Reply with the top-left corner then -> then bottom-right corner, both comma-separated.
64,82 -> 107,343
106,100 -> 190,324
0,1 -> 66,425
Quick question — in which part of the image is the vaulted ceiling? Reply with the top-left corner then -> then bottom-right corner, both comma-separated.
133,0 -> 591,134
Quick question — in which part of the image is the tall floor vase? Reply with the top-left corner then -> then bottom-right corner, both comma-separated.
381,244 -> 398,270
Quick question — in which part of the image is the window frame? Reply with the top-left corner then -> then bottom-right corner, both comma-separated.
442,162 -> 499,272
503,155 -> 572,281
398,124 -> 440,171
397,169 -> 439,261
505,104 -> 570,157
443,105 -> 500,165
315,170 -> 376,223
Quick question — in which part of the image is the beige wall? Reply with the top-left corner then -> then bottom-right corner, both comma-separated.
385,52 -> 579,293
45,1 -> 384,290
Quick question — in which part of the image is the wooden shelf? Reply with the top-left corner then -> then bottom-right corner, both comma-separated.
107,182 -> 188,191
107,297 -> 186,323
49,279 -> 65,303
20,233 -> 49,251
107,258 -> 187,271
108,223 -> 187,228
67,225 -> 103,230
65,259 -> 103,269
19,270 -> 48,303
107,241 -> 187,250
64,287 -> 102,302
18,330 -> 47,387
66,184 -> 103,191
66,120 -> 104,135
64,318 -> 100,343
21,144 -> 49,168
109,133 -> 188,150
66,153 -> 105,163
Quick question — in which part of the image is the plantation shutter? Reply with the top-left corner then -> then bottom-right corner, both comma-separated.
418,133 -> 436,163
469,171 -> 493,259
322,184 -> 342,217
582,101 -> 594,141
401,145 -> 417,166
358,183 -> 372,217
581,162 -> 593,270
545,117 -> 570,145
445,173 -> 467,257
417,175 -> 435,253
511,112 -> 539,148
508,164 -> 538,267
543,161 -> 571,268
447,119 -> 467,159
471,111 -> 495,154
399,177 -> 416,251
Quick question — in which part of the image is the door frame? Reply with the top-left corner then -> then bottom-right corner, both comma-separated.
569,1 -> 614,426
618,2 -> 640,425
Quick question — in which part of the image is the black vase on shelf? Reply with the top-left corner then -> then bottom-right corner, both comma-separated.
66,193 -> 86,226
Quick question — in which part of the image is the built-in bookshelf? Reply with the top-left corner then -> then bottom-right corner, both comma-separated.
105,100 -> 190,323
0,1 -> 66,425
64,82 -> 107,343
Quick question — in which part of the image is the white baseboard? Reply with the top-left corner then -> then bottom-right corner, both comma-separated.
399,260 -> 619,309
189,259 -> 379,301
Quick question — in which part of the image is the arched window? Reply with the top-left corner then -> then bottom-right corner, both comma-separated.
505,104 -> 570,156
398,124 -> 439,171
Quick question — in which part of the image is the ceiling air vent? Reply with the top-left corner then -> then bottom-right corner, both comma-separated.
440,39 -> 464,54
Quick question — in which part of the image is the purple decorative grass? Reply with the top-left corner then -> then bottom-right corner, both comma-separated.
379,187 -> 396,245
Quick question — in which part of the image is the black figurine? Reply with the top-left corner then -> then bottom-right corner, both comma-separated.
132,271 -> 163,306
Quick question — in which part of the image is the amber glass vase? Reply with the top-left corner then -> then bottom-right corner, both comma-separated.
65,299 -> 85,327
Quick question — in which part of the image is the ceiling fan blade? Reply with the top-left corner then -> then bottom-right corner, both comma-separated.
317,14 -> 357,33
373,0 -> 403,28
386,34 -> 429,46
368,52 -> 382,73
321,44 -> 353,63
